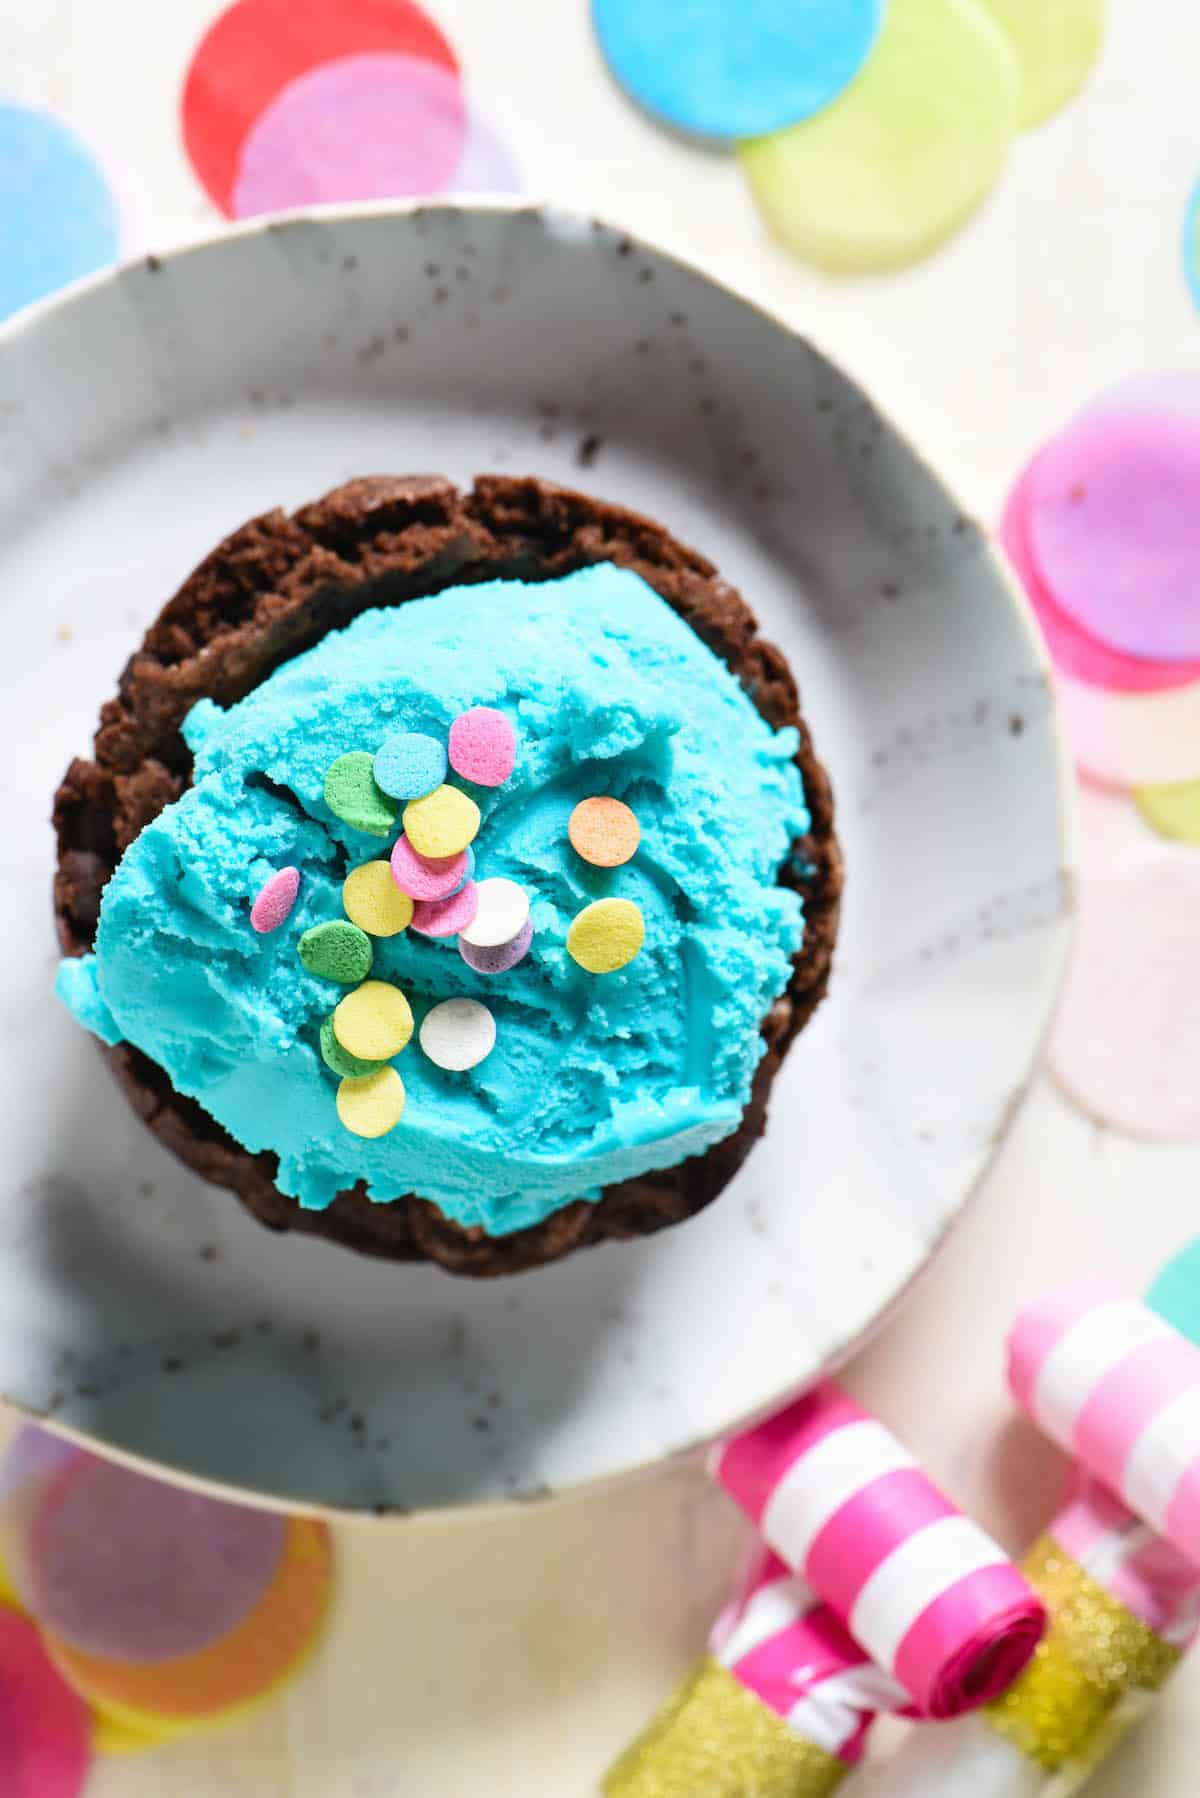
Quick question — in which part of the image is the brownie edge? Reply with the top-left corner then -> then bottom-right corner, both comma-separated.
53,475 -> 842,1277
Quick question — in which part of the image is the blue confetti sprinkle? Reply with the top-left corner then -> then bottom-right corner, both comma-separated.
0,104 -> 119,322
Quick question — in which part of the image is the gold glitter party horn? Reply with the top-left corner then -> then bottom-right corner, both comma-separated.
604,1549 -> 906,1796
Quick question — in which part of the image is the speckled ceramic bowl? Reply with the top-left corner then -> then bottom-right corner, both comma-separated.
0,202 -> 1073,1515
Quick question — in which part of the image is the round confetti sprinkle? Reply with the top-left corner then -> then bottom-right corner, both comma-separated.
1000,452 -> 1200,695
298,920 -> 373,984
333,979 -> 414,1059
459,915 -> 533,975
250,865 -> 301,933
28,1459 -> 286,1664
0,1609 -> 91,1798
592,0 -> 884,140
410,880 -> 480,938
566,897 -> 645,973
1135,780 -> 1200,844
231,53 -> 467,217
403,784 -> 480,858
568,796 -> 640,867
0,105 -> 120,323
337,1066 -> 406,1137
1026,408 -> 1200,664
419,997 -> 496,1071
390,835 -> 470,901
739,0 -> 1020,273
373,729 -> 448,801
447,706 -> 516,787
181,0 -> 458,215
1050,859 -> 1200,1141
319,1015 -> 386,1079
42,1519 -> 331,1723
324,752 -> 397,837
457,876 -> 529,948
342,861 -> 414,936
975,0 -> 1104,128
446,844 -> 476,895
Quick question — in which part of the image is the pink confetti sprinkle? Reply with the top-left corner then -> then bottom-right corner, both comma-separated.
410,880 -> 479,938
250,865 -> 300,933
1050,857 -> 1200,1141
0,1610 -> 91,1798
448,707 -> 515,787
390,835 -> 468,901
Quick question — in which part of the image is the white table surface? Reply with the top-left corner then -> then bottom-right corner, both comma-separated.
5,0 -> 1200,1790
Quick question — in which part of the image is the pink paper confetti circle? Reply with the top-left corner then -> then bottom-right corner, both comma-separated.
250,865 -> 301,933
410,879 -> 479,938
1050,857 -> 1200,1141
231,52 -> 468,217
28,1457 -> 287,1664
1026,407 -> 1200,664
390,835 -> 469,901
0,1610 -> 91,1798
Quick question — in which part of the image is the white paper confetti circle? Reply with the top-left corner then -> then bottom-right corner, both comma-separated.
1049,857 -> 1200,1141
419,998 -> 497,1071
458,877 -> 530,949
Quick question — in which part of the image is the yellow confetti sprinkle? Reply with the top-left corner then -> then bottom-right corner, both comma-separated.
567,898 -> 645,974
336,1067 -> 406,1139
332,980 -> 414,1060
402,784 -> 481,859
342,861 -> 414,937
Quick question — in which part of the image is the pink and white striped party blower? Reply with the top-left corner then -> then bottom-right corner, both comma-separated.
1008,1285 -> 1200,1566
604,1545 -> 906,1797
713,1384 -> 1047,1718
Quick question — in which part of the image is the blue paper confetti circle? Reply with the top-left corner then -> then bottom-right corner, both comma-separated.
0,104 -> 120,322
592,0 -> 885,141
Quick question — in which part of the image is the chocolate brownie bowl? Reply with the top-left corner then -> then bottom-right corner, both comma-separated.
53,474 -> 841,1277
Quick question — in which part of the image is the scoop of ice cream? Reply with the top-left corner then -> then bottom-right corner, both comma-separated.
57,565 -> 808,1236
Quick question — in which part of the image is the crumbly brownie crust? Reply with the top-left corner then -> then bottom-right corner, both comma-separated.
53,475 -> 842,1276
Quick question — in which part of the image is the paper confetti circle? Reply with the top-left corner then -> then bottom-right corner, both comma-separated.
324,752 -> 397,837
28,1458 -> 286,1665
1049,858 -> 1200,1141
975,0 -> 1105,128
459,914 -> 533,974
457,877 -> 529,949
232,53 -> 467,217
410,880 -> 480,938
567,898 -> 645,973
568,796 -> 640,867
419,998 -> 496,1070
343,861 -> 414,937
373,730 -> 448,802
0,105 -> 120,324
1135,780 -> 1200,844
181,0 -> 458,213
403,784 -> 480,858
1026,408 -> 1200,664
0,1609 -> 92,1798
42,1519 -> 331,1724
739,0 -> 1020,273
592,0 -> 884,141
337,1066 -> 406,1137
333,979 -> 414,1060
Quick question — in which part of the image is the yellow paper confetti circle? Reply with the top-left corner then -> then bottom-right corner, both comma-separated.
332,980 -> 414,1060
567,898 -> 645,974
342,861 -> 414,937
336,1067 -> 407,1139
